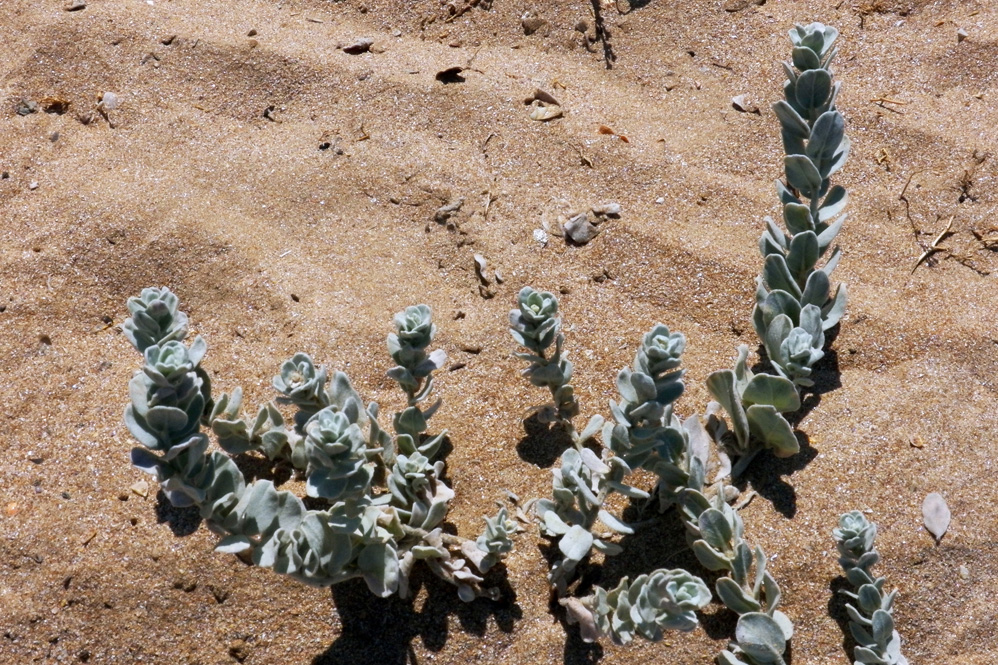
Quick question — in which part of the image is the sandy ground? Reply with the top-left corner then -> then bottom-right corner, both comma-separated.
2,0 -> 997,663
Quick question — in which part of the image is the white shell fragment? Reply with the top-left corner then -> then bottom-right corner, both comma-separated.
529,103 -> 562,121
532,228 -> 549,246
922,492 -> 950,542
731,94 -> 759,114
100,91 -> 120,110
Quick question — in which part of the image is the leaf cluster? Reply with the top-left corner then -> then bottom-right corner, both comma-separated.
122,288 -> 515,602
833,512 -> 909,665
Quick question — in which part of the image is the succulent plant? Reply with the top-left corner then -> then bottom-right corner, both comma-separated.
603,324 -> 707,509
510,286 -> 581,427
562,569 -> 712,645
833,512 -> 909,665
706,346 -> 800,475
123,289 -> 514,602
122,286 -> 189,352
755,21 -> 849,386
679,482 -> 794,664
534,446 -> 644,594
387,305 -> 448,462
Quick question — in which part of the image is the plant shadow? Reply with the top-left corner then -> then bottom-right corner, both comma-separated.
154,489 -> 202,536
827,576 -> 855,660
732,429 -> 817,519
315,564 -> 521,665
516,413 -> 574,468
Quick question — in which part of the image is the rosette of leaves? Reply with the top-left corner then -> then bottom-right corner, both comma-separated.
679,483 -> 794,665
510,286 -> 581,429
833,512 -> 909,665
603,324 -> 709,509
706,346 -> 801,475
304,406 -> 381,502
387,304 -> 448,462
534,447 -> 647,595
755,22 -> 849,383
273,352 -> 330,415
209,390 -> 304,467
561,568 -> 712,645
122,288 -> 514,602
122,286 -> 189,352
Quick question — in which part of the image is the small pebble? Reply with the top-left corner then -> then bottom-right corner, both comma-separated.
340,38 -> 374,54
957,28 -> 968,43
100,92 -> 119,110
130,480 -> 149,498
29,181 -> 38,190
564,212 -> 601,244
533,228 -> 549,246
592,202 -> 621,217
65,0 -> 86,10
228,639 -> 250,662
959,564 -> 970,579
655,197 -> 665,204
522,17 -> 548,35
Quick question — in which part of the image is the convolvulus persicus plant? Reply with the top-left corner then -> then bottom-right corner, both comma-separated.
511,286 -> 605,444
123,287 -> 515,602
513,289 -> 712,639
603,324 -> 709,510
756,21 -> 849,387
680,482 -> 794,665
833,512 -> 909,665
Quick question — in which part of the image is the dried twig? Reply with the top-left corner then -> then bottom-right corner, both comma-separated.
911,215 -> 954,274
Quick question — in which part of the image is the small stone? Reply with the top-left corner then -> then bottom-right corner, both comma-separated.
522,17 -> 548,36
130,480 -> 149,498
574,20 -> 589,33
29,181 -> 38,190
100,92 -> 119,110
533,228 -> 549,246
247,28 -> 257,37
161,34 -> 177,45
434,198 -> 463,223
494,270 -> 504,284
473,253 -> 489,284
460,343 -> 482,354
340,38 -> 374,54
65,0 -> 86,11
564,213 -> 601,244
957,28 -> 968,43
731,94 -> 760,114
655,197 -> 665,204
228,639 -> 250,662
959,564 -> 970,579
528,102 -> 562,121
592,202 -> 621,217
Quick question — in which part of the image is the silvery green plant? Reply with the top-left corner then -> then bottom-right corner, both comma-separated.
603,325 -> 709,509
679,482 -> 794,665
510,286 -> 589,437
833,512 -> 909,665
756,21 -> 849,386
706,346 -> 801,477
513,291 -> 720,645
122,287 -> 515,602
561,568 -> 712,645
534,446 -> 647,595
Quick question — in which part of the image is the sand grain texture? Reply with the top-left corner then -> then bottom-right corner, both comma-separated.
1,0 -> 996,663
